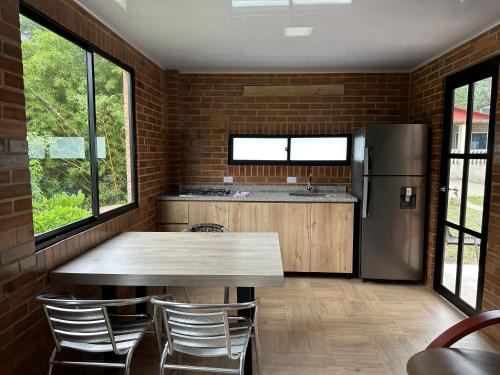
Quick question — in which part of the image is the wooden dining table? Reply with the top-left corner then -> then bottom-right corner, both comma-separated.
50,231 -> 284,374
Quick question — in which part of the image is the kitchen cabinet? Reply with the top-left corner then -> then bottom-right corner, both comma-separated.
157,200 -> 353,274
188,201 -> 229,227
310,203 -> 353,273
157,201 -> 188,225
228,203 -> 270,232
269,203 -> 311,272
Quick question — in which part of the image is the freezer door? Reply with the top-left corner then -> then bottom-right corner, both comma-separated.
365,124 -> 428,176
360,176 -> 426,281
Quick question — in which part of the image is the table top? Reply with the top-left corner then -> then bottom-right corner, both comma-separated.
50,232 -> 284,288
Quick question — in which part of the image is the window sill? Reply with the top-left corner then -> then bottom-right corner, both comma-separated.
34,203 -> 137,252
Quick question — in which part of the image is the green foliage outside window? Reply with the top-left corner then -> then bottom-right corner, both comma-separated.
21,15 -> 132,236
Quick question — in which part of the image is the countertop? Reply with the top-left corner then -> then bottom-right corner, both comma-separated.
158,185 -> 357,203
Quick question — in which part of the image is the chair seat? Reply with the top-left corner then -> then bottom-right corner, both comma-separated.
60,314 -> 152,353
407,348 -> 500,375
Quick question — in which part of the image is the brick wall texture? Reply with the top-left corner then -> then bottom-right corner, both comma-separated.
0,0 -> 499,372
165,72 -> 410,189
0,0 -> 167,373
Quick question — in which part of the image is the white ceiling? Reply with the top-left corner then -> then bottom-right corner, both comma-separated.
76,0 -> 500,72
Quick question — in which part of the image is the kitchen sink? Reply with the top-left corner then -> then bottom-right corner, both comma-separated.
289,192 -> 335,197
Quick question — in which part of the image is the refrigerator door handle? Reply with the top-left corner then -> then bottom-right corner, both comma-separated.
362,176 -> 370,218
363,147 -> 371,174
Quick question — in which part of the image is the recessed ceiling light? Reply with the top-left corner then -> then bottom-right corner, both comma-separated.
292,0 -> 352,4
284,27 -> 313,37
111,0 -> 127,10
232,0 -> 289,7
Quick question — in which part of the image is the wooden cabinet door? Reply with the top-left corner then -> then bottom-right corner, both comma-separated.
188,201 -> 229,227
310,203 -> 353,273
228,203 -> 270,232
158,201 -> 189,224
269,203 -> 311,272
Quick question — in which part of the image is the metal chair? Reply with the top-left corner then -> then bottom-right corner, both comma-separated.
37,294 -> 154,375
182,223 -> 231,304
151,296 -> 262,375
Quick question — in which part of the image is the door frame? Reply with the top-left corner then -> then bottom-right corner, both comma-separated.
434,55 -> 499,316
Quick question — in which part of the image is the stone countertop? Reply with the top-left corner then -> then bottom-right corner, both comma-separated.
158,189 -> 357,203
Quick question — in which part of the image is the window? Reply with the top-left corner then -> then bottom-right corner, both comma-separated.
229,135 -> 351,165
290,136 -> 349,162
470,132 -> 488,151
20,8 -> 136,248
231,137 -> 288,162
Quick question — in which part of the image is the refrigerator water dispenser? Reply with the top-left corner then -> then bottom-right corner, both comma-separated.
400,186 -> 416,209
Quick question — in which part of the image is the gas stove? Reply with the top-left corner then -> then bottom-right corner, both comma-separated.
179,188 -> 232,197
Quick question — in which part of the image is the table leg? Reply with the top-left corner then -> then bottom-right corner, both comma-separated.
237,287 -> 255,375
135,286 -> 148,314
102,285 -> 117,308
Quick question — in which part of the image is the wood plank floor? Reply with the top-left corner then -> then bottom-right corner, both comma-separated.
131,276 -> 499,375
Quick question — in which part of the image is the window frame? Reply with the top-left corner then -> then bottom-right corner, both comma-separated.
228,134 -> 352,166
21,3 -> 138,251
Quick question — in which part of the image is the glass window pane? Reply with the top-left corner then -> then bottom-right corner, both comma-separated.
94,54 -> 134,214
21,15 -> 92,236
232,137 -> 288,161
465,160 -> 486,232
290,137 -> 348,161
468,77 -> 491,154
460,234 -> 480,308
450,85 -> 468,154
446,159 -> 463,225
442,226 -> 459,293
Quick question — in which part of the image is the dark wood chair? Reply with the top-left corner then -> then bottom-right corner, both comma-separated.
407,310 -> 500,375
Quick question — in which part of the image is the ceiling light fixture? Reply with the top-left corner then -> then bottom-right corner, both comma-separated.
111,0 -> 127,10
232,0 -> 289,7
284,26 -> 313,37
292,0 -> 352,4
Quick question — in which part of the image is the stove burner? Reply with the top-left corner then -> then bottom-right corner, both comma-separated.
180,188 -> 232,197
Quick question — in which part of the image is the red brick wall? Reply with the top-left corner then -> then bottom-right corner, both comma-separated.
166,73 -> 410,190
0,0 -> 167,373
409,26 -> 500,315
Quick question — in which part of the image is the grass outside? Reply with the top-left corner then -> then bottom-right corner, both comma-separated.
444,196 -> 483,265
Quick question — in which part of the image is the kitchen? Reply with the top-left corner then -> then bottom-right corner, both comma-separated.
1,1 -> 500,375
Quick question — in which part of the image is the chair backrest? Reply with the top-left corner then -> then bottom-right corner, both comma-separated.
183,223 -> 230,232
38,294 -> 113,352
37,294 -> 150,355
151,298 -> 258,360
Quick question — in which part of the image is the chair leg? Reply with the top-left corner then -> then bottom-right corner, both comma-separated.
253,325 -> 263,375
224,287 -> 230,304
124,346 -> 137,375
239,349 -> 247,375
159,343 -> 170,375
47,347 -> 57,375
183,286 -> 190,303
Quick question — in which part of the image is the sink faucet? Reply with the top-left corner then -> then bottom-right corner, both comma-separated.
306,174 -> 313,192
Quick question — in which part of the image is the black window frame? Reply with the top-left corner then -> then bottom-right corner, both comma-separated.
228,134 -> 352,166
20,3 -> 138,251
433,54 -> 499,316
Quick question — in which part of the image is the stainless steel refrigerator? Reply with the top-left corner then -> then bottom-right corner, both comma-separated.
352,124 -> 428,281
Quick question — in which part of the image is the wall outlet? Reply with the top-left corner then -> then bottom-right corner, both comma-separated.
223,176 -> 234,184
287,176 -> 297,184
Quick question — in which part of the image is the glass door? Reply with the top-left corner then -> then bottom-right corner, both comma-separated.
434,56 -> 499,315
